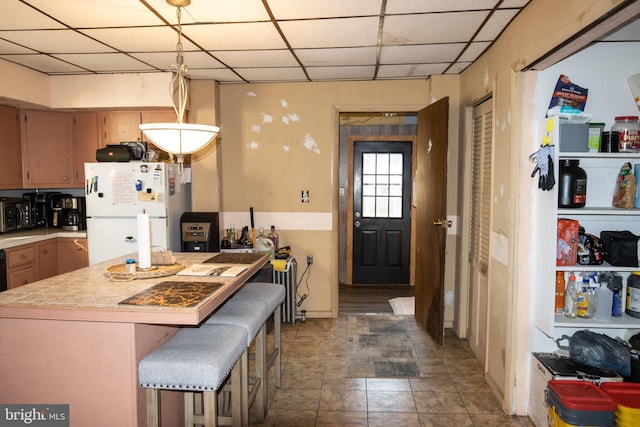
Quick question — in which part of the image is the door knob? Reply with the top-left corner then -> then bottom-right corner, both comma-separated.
354,220 -> 361,228
432,219 -> 452,228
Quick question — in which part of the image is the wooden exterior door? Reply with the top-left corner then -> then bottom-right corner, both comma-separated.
352,140 -> 413,284
414,98 -> 449,345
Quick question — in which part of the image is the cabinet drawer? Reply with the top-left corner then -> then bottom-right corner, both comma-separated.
8,266 -> 36,289
7,246 -> 36,268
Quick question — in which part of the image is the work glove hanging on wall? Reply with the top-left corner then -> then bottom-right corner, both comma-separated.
530,144 -> 555,191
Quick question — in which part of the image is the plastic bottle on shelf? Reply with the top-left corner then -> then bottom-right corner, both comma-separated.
576,276 -> 593,318
555,271 -> 565,314
595,282 -> 613,320
563,274 -> 579,318
598,272 -> 624,317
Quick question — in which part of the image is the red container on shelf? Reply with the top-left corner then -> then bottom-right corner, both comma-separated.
600,382 -> 640,427
546,380 -> 616,426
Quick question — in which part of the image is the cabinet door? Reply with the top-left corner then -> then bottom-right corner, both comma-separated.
141,109 -> 178,160
21,110 -> 73,188
72,112 -> 100,188
101,110 -> 142,145
57,238 -> 89,274
8,266 -> 36,289
0,106 -> 22,189
38,241 -> 58,280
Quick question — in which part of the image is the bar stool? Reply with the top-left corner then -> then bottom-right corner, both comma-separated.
235,282 -> 286,388
204,297 -> 269,425
138,324 -> 248,427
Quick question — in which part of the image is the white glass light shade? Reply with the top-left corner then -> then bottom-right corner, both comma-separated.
139,123 -> 219,155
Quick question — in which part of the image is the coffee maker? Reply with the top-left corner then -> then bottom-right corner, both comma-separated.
23,191 -> 60,228
53,195 -> 86,231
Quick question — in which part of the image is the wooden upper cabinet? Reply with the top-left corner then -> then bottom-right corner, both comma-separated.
72,111 -> 100,188
0,105 -> 22,189
100,110 -> 143,144
21,110 -> 73,188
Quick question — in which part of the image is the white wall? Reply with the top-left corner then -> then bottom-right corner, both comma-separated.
526,40 -> 640,370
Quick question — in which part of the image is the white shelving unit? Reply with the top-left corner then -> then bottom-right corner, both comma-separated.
534,121 -> 640,339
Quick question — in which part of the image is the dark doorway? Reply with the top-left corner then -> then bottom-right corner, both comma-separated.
352,141 -> 412,284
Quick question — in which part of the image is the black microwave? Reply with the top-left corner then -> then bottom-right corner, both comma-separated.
0,197 -> 31,233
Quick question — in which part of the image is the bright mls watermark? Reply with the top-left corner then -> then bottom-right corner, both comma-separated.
0,405 -> 68,426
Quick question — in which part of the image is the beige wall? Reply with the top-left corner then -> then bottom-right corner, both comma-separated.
217,80 -> 462,318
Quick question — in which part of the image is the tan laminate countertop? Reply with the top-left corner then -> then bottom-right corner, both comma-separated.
0,252 -> 267,325
0,228 -> 87,250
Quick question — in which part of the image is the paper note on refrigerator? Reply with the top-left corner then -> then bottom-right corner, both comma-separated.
112,169 -> 137,205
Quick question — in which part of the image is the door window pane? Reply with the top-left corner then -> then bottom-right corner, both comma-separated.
361,151 -> 405,218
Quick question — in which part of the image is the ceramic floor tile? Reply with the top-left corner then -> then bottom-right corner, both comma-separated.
368,412 -> 422,427
318,388 -> 368,412
367,390 -> 417,413
269,388 -> 322,411
251,316 -> 535,427
315,410 -> 368,426
259,408 -> 318,427
366,378 -> 412,391
409,374 -> 457,393
418,412 -> 474,427
460,390 -> 507,415
412,391 -> 468,414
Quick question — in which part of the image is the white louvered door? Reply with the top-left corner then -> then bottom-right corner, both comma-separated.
468,99 -> 493,365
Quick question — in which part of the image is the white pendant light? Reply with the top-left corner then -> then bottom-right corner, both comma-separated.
139,0 -> 219,166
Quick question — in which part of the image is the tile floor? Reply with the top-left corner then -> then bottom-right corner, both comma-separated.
251,315 -> 536,427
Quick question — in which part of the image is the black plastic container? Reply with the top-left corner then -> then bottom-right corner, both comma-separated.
559,159 -> 587,208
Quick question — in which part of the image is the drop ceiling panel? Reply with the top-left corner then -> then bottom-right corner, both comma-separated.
183,23 -> 287,50
212,50 -> 298,68
24,0 -> 163,27
146,0 -> 270,24
186,68 -> 244,82
268,0 -> 383,19
385,0 -> 498,14
7,0 -> 618,83
307,66 -> 376,81
280,17 -> 380,48
475,9 -> 519,41
383,12 -> 488,45
52,53 -> 151,72
131,51 -> 225,70
1,1 -> 66,30
0,54 -> 87,73
458,42 -> 492,62
81,27 -> 198,52
380,44 -> 466,64
0,29 -> 116,53
236,67 -> 308,82
0,39 -> 37,55
377,63 -> 448,79
295,47 -> 377,66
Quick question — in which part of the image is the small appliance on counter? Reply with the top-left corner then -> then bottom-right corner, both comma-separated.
0,197 -> 31,233
50,194 -> 86,231
61,196 -> 86,231
22,191 -> 60,228
180,212 -> 220,252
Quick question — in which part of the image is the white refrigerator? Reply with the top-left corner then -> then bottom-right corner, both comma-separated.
84,162 -> 191,265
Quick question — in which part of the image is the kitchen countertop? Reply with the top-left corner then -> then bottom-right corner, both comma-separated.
0,251 -> 268,325
0,228 -> 87,250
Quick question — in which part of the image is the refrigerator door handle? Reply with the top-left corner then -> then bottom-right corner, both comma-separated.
125,236 -> 137,243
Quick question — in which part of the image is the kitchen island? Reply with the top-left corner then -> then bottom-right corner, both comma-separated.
0,251 -> 268,427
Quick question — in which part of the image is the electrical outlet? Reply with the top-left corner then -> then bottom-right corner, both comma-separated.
307,255 -> 313,265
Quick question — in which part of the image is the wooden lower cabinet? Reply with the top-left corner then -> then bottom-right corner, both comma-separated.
57,238 -> 89,274
5,237 -> 89,289
6,244 -> 37,289
38,241 -> 58,280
